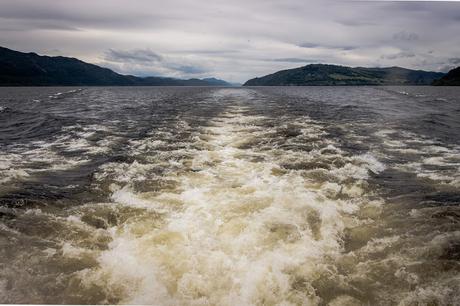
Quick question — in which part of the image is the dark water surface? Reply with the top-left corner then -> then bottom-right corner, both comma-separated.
0,86 -> 459,305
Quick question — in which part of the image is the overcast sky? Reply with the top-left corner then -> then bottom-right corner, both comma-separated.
0,0 -> 459,82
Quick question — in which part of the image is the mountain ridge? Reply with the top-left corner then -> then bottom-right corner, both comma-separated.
243,64 -> 445,86
0,46 -> 231,86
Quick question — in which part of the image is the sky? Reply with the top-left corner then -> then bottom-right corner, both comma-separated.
0,0 -> 459,82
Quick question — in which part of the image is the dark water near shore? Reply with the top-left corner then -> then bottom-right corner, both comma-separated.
0,86 -> 459,305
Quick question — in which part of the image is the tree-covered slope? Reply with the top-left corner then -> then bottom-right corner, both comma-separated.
244,64 -> 445,86
432,67 -> 460,86
0,46 -> 230,86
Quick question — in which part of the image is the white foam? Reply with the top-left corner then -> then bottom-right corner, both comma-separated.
0,155 -> 30,183
81,106 -> 385,304
0,123 -> 117,185
111,186 -> 160,210
375,129 -> 460,187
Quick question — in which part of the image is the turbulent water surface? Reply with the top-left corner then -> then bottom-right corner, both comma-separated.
0,86 -> 460,305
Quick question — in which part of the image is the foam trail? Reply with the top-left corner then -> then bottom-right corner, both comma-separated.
82,100 -> 383,305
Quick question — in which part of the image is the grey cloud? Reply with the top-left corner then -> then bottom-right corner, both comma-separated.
0,2 -> 186,32
102,48 -> 209,77
179,49 -> 240,55
271,58 -> 318,63
393,31 -> 419,42
340,46 -> 357,51
298,42 -> 320,48
32,23 -> 80,31
105,49 -> 162,63
439,58 -> 460,72
298,42 -> 357,51
174,65 -> 208,74
335,19 -> 376,27
439,65 -> 454,73
381,51 -> 416,60
0,17 -> 80,31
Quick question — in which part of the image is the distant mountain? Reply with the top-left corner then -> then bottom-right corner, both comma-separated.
243,64 -> 445,86
201,77 -> 230,86
0,46 -> 230,86
432,67 -> 460,86
201,78 -> 241,87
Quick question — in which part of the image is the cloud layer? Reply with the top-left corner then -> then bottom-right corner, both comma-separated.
1,0 -> 459,82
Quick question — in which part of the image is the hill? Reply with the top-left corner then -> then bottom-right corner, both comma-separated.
432,66 -> 460,86
0,46 -> 230,86
243,64 -> 445,86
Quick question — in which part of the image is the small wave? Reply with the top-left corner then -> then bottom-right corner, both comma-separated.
49,88 -> 83,99
49,92 -> 63,98
375,129 -> 460,186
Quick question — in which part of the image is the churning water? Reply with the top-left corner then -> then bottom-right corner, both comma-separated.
0,86 -> 459,305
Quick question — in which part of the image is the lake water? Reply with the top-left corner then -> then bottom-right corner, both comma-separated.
0,86 -> 459,305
